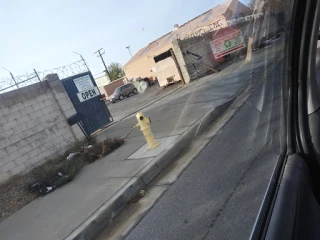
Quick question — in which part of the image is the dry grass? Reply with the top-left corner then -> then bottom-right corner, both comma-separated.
0,137 -> 124,223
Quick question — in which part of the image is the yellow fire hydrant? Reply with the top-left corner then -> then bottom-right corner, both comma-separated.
134,112 -> 160,150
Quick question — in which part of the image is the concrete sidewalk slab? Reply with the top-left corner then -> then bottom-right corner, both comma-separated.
102,141 -> 146,161
150,127 -> 189,139
128,136 -> 179,159
80,158 -> 154,178
0,175 -> 132,240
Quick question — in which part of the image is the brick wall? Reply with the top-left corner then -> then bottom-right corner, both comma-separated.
0,74 -> 83,183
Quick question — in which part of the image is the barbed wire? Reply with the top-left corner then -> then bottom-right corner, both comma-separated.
38,60 -> 88,80
16,72 -> 40,88
0,59 -> 89,94
0,77 -> 18,92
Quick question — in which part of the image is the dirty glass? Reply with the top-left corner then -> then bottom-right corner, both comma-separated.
0,0 -> 293,239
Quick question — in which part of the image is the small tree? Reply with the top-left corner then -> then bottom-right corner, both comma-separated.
107,62 -> 125,81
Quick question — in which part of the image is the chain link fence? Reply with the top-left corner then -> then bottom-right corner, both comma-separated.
0,59 -> 89,94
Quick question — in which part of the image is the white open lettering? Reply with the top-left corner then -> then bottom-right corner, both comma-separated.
77,87 -> 99,102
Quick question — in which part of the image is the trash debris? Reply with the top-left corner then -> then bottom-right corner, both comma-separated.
27,138 -> 124,198
128,189 -> 146,204
66,152 -> 79,160
29,182 -> 56,196
82,145 -> 93,149
139,190 -> 145,197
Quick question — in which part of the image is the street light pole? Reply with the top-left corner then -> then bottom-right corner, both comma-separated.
94,48 -> 111,80
126,46 -> 133,57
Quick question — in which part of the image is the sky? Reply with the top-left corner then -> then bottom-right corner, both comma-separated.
0,0 -> 250,79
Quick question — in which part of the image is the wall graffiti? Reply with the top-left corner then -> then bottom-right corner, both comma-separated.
172,13 -> 263,41
226,13 -> 264,26
171,17 -> 227,41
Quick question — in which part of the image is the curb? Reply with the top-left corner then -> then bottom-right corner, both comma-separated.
65,49 -> 284,240
65,178 -> 145,240
65,96 -> 236,240
137,97 -> 235,186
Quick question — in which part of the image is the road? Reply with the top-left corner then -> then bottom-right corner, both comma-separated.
123,52 -> 283,240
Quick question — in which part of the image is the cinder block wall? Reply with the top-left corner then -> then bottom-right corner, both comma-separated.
172,40 -> 191,84
172,21 -> 257,81
173,32 -> 218,81
0,74 -> 83,183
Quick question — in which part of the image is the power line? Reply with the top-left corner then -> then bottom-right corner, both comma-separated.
93,48 -> 111,80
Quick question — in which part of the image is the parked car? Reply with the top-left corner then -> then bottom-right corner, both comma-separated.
109,83 -> 138,103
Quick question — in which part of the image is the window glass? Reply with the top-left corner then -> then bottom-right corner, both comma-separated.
0,1 -> 294,240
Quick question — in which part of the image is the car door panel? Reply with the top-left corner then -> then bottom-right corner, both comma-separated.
265,154 -> 320,240
251,0 -> 320,238
124,85 -> 129,96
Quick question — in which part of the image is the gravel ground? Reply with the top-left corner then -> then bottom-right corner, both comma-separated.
0,175 -> 38,223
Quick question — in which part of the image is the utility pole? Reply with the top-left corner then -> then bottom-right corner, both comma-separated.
245,0 -> 260,62
74,51 -> 90,72
93,48 -> 111,80
126,46 -> 133,57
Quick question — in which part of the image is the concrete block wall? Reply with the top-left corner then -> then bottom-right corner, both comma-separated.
172,20 -> 259,81
44,74 -> 83,141
0,74 -> 83,183
172,40 -> 191,84
173,32 -> 216,81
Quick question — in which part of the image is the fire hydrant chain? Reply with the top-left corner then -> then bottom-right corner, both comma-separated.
134,112 -> 160,150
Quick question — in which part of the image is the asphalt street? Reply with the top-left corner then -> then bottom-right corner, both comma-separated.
124,43 -> 284,240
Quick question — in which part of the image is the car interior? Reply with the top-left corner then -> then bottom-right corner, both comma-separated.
250,0 -> 320,239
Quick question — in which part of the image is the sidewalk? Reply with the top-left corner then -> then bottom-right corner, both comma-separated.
107,83 -> 182,123
0,45 -> 282,240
